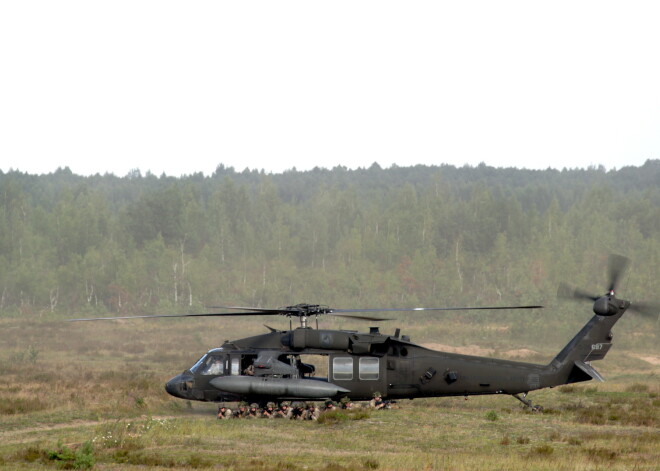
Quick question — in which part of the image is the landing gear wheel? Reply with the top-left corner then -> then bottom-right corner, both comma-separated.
512,393 -> 544,413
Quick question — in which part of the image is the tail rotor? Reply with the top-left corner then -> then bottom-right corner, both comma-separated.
558,254 -> 658,320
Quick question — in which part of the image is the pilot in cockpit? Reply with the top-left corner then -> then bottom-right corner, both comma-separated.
205,358 -> 222,375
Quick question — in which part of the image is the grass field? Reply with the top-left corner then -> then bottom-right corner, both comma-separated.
0,314 -> 658,470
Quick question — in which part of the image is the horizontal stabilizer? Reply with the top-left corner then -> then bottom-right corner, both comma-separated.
574,361 -> 605,382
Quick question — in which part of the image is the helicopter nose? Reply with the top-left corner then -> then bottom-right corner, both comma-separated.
165,374 -> 191,399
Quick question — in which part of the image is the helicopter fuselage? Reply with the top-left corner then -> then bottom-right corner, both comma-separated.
67,254 -> 639,409
164,308 -> 624,405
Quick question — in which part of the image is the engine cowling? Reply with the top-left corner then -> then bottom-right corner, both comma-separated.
281,329 -> 351,350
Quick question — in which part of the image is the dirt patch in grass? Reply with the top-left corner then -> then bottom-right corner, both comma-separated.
502,348 -> 540,359
421,343 -> 541,360
422,343 -> 495,356
635,354 -> 660,366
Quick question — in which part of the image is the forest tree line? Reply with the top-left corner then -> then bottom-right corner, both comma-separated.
0,161 -> 658,323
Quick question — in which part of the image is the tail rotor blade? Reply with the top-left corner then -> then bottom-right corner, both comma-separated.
558,283 -> 598,302
629,301 -> 660,320
607,254 -> 630,293
559,254 -> 656,321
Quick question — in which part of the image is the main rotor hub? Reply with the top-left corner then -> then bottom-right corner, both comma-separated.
282,304 -> 332,328
283,304 -> 332,315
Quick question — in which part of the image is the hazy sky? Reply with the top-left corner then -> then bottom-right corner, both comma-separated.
1,1 -> 658,177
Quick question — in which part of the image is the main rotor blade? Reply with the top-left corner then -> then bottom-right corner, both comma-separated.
67,311 -> 280,321
607,254 -> 630,293
206,305 -> 285,313
207,305 -> 333,316
331,305 -> 543,313
329,313 -> 392,321
68,304 -> 542,322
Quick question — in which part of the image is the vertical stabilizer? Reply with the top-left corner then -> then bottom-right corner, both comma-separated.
551,304 -> 627,385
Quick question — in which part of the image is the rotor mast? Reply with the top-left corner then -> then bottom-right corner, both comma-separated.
286,304 -> 330,329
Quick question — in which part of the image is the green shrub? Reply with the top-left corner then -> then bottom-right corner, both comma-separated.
27,344 -> 40,364
74,441 -> 95,470
0,396 -> 48,415
532,444 -> 554,456
485,410 -> 499,421
134,396 -> 146,409
185,454 -> 213,468
317,408 -> 371,424
46,441 -> 94,469
13,446 -> 48,463
318,409 -> 350,424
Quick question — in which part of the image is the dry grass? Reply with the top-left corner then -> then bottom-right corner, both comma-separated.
0,314 -> 658,470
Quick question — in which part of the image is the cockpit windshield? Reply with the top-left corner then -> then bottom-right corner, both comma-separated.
191,354 -> 225,375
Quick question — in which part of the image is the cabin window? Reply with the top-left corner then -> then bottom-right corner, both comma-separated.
230,357 -> 241,376
359,357 -> 379,380
333,357 -> 353,380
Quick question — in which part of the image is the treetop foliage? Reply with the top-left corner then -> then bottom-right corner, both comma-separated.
1,161 -> 658,325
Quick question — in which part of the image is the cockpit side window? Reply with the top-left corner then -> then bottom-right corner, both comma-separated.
190,355 -> 207,373
192,355 -> 225,375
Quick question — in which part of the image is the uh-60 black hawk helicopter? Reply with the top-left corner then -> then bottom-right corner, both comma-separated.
71,255 -> 657,411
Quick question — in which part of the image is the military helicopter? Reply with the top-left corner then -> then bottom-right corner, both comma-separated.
70,255 -> 656,410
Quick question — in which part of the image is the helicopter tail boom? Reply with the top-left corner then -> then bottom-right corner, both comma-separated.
550,304 -> 627,385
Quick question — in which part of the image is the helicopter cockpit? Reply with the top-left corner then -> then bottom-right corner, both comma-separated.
191,354 -> 225,375
189,349 -> 235,376
190,349 -> 317,379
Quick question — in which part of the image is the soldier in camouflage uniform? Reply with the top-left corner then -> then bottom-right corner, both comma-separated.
217,405 -> 233,419
369,391 -> 388,410
246,403 -> 260,419
290,402 -> 305,420
274,401 -> 292,419
261,402 -> 276,419
322,400 -> 336,412
340,397 -> 355,410
232,402 -> 249,418
303,403 -> 320,421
